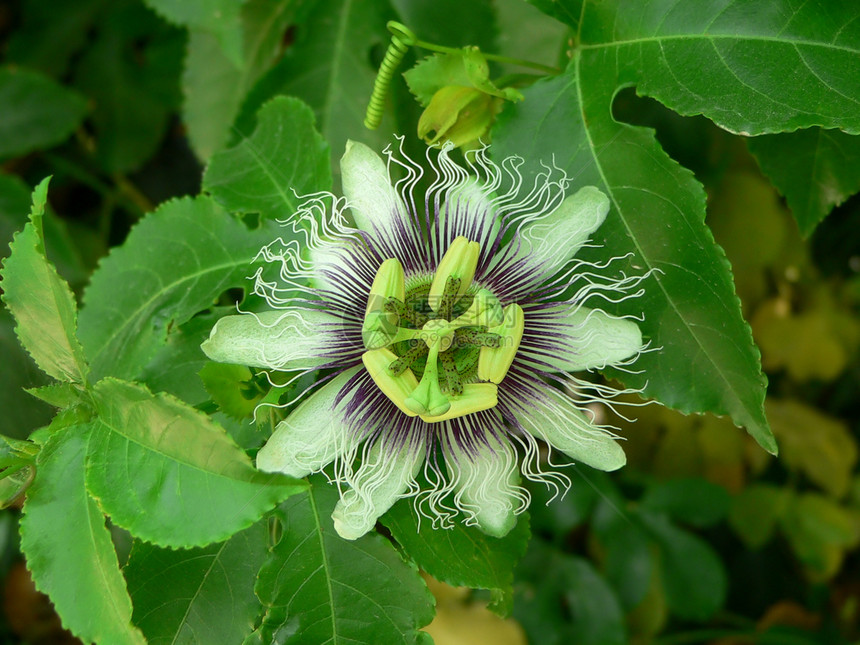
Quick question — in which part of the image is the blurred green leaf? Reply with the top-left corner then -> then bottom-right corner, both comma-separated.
767,399 -> 858,498
126,520 -> 269,644
0,67 -> 88,160
638,511 -> 727,621
74,1 -> 183,173
383,500 -> 530,616
600,521 -> 653,611
237,0 -> 395,170
526,477 -> 597,538
19,426 -> 145,644
5,0 -> 107,76
391,0 -> 497,52
514,540 -> 626,645
145,0 -> 245,65
0,174 -> 33,258
780,493 -> 860,578
199,362 -> 260,420
729,484 -> 791,550
85,378 -> 305,547
1,178 -> 88,384
748,129 -> 860,236
182,0 -> 309,159
204,96 -> 331,220
495,0 -> 567,70
77,195 -> 277,382
251,478 -> 435,644
640,478 -> 730,528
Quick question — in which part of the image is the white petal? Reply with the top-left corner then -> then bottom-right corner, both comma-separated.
201,309 -> 342,370
517,185 -> 609,275
444,430 -> 522,538
256,367 -> 360,477
340,140 -> 407,240
512,386 -> 626,471
531,306 -> 643,373
331,434 -> 424,540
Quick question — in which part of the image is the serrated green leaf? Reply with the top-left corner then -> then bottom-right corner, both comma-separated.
204,96 -> 331,220
237,0 -> 395,170
19,425 -> 145,645
1,178 -> 88,384
382,500 -> 529,616
0,68 -> 88,159
145,0 -> 245,66
253,477 -> 435,644
26,383 -> 84,409
555,1 -> 860,135
493,62 -> 774,454
640,478 -> 730,528
638,510 -> 727,621
74,2 -> 183,172
85,378 -> 305,548
139,312 -> 222,405
77,195 -> 277,382
514,540 -> 626,645
125,520 -> 269,644
182,0 -> 309,159
405,52 -> 520,107
748,128 -> 860,236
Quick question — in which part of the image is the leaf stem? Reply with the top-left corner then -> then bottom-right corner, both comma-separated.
387,21 -> 561,75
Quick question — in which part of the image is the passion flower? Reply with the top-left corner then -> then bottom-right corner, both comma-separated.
202,140 -> 647,539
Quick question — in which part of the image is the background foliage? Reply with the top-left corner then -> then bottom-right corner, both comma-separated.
1,0 -> 859,643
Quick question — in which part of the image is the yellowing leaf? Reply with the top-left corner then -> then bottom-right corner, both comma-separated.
767,399 -> 858,497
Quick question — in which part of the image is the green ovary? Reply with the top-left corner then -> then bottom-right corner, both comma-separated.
360,236 -> 524,423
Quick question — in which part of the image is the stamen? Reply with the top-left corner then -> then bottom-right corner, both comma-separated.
478,303 -> 525,384
362,348 -> 420,416
388,342 -> 428,376
458,329 -> 501,347
363,258 -> 406,349
437,275 -> 462,321
384,297 -> 428,328
448,289 -> 504,328
429,236 -> 480,313
439,351 -> 463,396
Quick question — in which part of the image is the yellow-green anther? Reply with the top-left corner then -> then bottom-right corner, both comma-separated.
363,258 -> 406,349
478,304 -> 524,384
450,288 -> 504,328
362,348 -> 420,417
405,341 -> 450,417
420,383 -> 498,423
429,237 -> 480,313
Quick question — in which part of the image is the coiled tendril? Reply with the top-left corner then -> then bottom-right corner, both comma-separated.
364,22 -> 416,130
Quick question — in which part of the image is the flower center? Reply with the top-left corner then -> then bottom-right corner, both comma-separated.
360,236 -> 524,423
